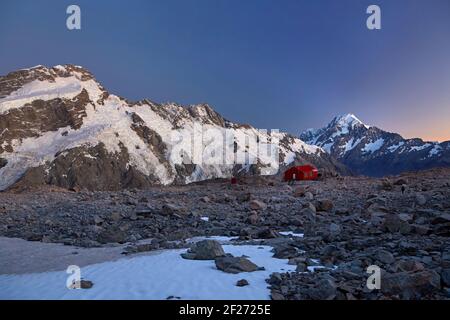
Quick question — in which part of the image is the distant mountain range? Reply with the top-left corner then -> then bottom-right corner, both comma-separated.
0,65 -> 344,191
1,65 -> 448,190
300,114 -> 450,176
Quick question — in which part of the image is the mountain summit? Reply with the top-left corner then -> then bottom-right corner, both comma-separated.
0,65 -> 344,190
300,114 -> 450,176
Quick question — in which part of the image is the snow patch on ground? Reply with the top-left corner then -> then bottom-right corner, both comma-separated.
186,235 -> 238,244
0,244 -> 295,300
279,231 -> 304,238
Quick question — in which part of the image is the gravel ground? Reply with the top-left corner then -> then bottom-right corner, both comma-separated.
0,168 -> 449,299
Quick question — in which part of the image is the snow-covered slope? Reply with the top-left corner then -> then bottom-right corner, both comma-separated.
0,65 -> 342,190
300,114 -> 450,176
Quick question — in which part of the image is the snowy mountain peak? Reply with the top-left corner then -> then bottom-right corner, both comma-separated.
300,114 -> 449,176
0,65 -> 344,191
0,64 -> 104,115
330,113 -> 368,130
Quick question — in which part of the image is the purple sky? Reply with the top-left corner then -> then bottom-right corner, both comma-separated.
0,0 -> 449,141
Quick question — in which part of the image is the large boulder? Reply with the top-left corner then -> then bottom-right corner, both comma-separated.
301,278 -> 337,300
441,268 -> 450,287
272,244 -> 299,259
181,240 -> 225,260
381,270 -> 441,299
96,227 -> 127,244
382,215 -> 411,234
215,255 -> 261,274
249,200 -> 267,211
316,199 -> 334,212
257,227 -> 280,239
374,249 -> 395,265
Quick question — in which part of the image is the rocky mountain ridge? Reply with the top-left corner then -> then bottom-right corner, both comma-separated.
300,114 -> 450,176
0,64 -> 344,191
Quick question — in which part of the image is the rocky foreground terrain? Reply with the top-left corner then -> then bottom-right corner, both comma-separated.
0,168 -> 449,300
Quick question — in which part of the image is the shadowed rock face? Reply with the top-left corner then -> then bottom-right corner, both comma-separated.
0,90 -> 90,153
11,143 -> 163,191
0,65 -> 97,99
300,114 -> 450,177
0,158 -> 7,169
0,64 -> 345,191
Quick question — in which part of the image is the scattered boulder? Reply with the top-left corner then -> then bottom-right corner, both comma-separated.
162,203 -> 184,215
394,178 -> 408,186
0,158 -> 8,169
200,196 -> 211,203
415,194 -> 427,206
249,200 -> 267,211
380,179 -> 393,191
96,228 -> 126,244
181,240 -> 225,260
316,199 -> 333,212
296,263 -> 308,272
304,192 -> 314,201
329,223 -> 341,234
236,192 -> 252,203
293,187 -> 306,198
304,202 -> 316,213
441,269 -> 450,287
236,279 -> 249,287
412,224 -> 430,235
271,292 -> 285,300
431,213 -> 450,225
396,260 -> 425,273
135,204 -> 154,217
110,212 -> 122,222
272,244 -> 299,259
374,249 -> 395,265
257,228 -> 279,239
69,280 -> 94,289
93,215 -> 104,225
246,213 -> 259,225
299,208 -> 316,222
301,277 -> 337,300
381,270 -> 441,299
215,255 -> 260,274
382,215 -> 411,234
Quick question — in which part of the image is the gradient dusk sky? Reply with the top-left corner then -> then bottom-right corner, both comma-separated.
0,0 -> 449,141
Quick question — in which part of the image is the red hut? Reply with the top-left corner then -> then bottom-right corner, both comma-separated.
284,165 -> 319,182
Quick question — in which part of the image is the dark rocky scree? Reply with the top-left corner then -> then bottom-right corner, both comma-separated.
0,168 -> 449,299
